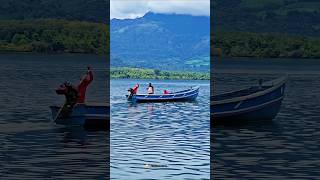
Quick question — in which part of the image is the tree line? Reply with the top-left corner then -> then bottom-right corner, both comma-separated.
213,31 -> 320,58
111,67 -> 209,80
0,19 -> 108,54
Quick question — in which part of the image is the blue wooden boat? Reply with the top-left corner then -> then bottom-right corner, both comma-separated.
127,86 -> 199,103
211,76 -> 287,124
50,103 -> 109,127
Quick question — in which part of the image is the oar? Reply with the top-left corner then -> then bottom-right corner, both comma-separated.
54,102 -> 67,121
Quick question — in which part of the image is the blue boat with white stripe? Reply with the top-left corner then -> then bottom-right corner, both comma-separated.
211,76 -> 287,124
127,86 -> 199,103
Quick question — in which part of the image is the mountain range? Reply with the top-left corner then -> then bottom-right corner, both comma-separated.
110,12 -> 210,72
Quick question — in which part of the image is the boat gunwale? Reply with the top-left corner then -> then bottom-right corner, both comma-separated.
134,92 -> 199,101
211,76 -> 287,105
212,96 -> 283,117
50,103 -> 109,108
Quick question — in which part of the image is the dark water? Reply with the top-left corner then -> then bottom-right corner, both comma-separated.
111,79 -> 210,180
212,57 -> 320,179
0,53 -> 109,179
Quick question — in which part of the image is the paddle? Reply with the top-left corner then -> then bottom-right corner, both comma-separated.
53,104 -> 64,121
54,102 -> 76,121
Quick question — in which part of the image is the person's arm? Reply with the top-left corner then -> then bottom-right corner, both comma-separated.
81,67 -> 93,84
87,69 -> 93,83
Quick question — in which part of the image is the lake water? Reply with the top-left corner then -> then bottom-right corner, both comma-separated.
0,53 -> 109,179
212,57 -> 320,179
110,79 -> 210,180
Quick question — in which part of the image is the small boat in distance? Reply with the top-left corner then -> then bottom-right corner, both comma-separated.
50,103 -> 109,127
127,86 -> 199,103
211,76 -> 287,125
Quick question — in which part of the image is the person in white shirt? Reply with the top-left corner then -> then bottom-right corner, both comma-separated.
147,83 -> 154,94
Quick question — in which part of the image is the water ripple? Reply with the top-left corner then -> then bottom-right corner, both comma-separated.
111,79 -> 210,180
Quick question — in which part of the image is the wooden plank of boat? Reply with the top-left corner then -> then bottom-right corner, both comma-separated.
211,76 -> 287,124
127,86 -> 199,103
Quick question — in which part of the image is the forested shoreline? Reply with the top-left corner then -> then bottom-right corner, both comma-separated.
213,31 -> 320,58
111,67 -> 209,80
0,19 -> 108,54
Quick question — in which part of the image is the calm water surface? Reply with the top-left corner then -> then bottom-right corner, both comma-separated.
111,79 -> 210,180
212,57 -> 320,179
0,53 -> 109,179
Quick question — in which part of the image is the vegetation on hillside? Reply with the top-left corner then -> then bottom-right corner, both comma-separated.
213,31 -> 320,58
111,67 -> 209,80
0,19 -> 108,54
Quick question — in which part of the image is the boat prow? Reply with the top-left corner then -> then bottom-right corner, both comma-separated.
50,103 -> 109,127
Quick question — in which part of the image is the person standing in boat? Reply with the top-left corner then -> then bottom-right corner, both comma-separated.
147,83 -> 154,94
77,66 -> 93,103
128,84 -> 139,98
132,84 -> 139,94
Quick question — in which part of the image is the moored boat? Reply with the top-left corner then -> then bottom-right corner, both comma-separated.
127,86 -> 199,103
211,76 -> 287,124
50,103 -> 109,127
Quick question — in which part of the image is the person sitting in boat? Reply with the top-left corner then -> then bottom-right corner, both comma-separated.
147,83 -> 154,94
55,81 -> 79,118
56,82 -> 78,104
77,66 -> 93,103
163,90 -> 169,94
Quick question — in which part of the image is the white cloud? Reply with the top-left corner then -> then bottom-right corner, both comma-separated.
110,0 -> 210,19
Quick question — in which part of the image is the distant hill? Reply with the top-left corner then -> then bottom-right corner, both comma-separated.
110,12 -> 210,72
213,0 -> 320,36
0,0 -> 109,23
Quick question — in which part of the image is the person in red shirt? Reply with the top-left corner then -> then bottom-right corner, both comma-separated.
132,84 -> 139,94
77,67 -> 93,103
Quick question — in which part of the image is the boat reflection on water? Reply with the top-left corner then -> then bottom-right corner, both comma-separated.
56,125 -> 110,145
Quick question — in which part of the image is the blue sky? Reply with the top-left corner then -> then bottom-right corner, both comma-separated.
110,0 -> 210,19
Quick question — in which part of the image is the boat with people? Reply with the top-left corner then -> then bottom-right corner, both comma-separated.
127,85 -> 199,103
211,76 -> 287,124
50,67 -> 109,127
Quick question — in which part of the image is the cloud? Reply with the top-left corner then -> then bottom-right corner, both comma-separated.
111,0 -> 210,19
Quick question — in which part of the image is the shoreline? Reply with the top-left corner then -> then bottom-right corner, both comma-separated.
110,78 -> 210,81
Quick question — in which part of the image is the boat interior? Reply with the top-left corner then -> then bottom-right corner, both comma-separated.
136,87 -> 197,96
212,85 -> 272,101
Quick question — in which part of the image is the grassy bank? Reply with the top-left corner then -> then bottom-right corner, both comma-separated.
111,67 -> 209,80
0,19 -> 108,54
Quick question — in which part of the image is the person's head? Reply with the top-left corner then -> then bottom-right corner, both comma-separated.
149,83 -> 152,87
